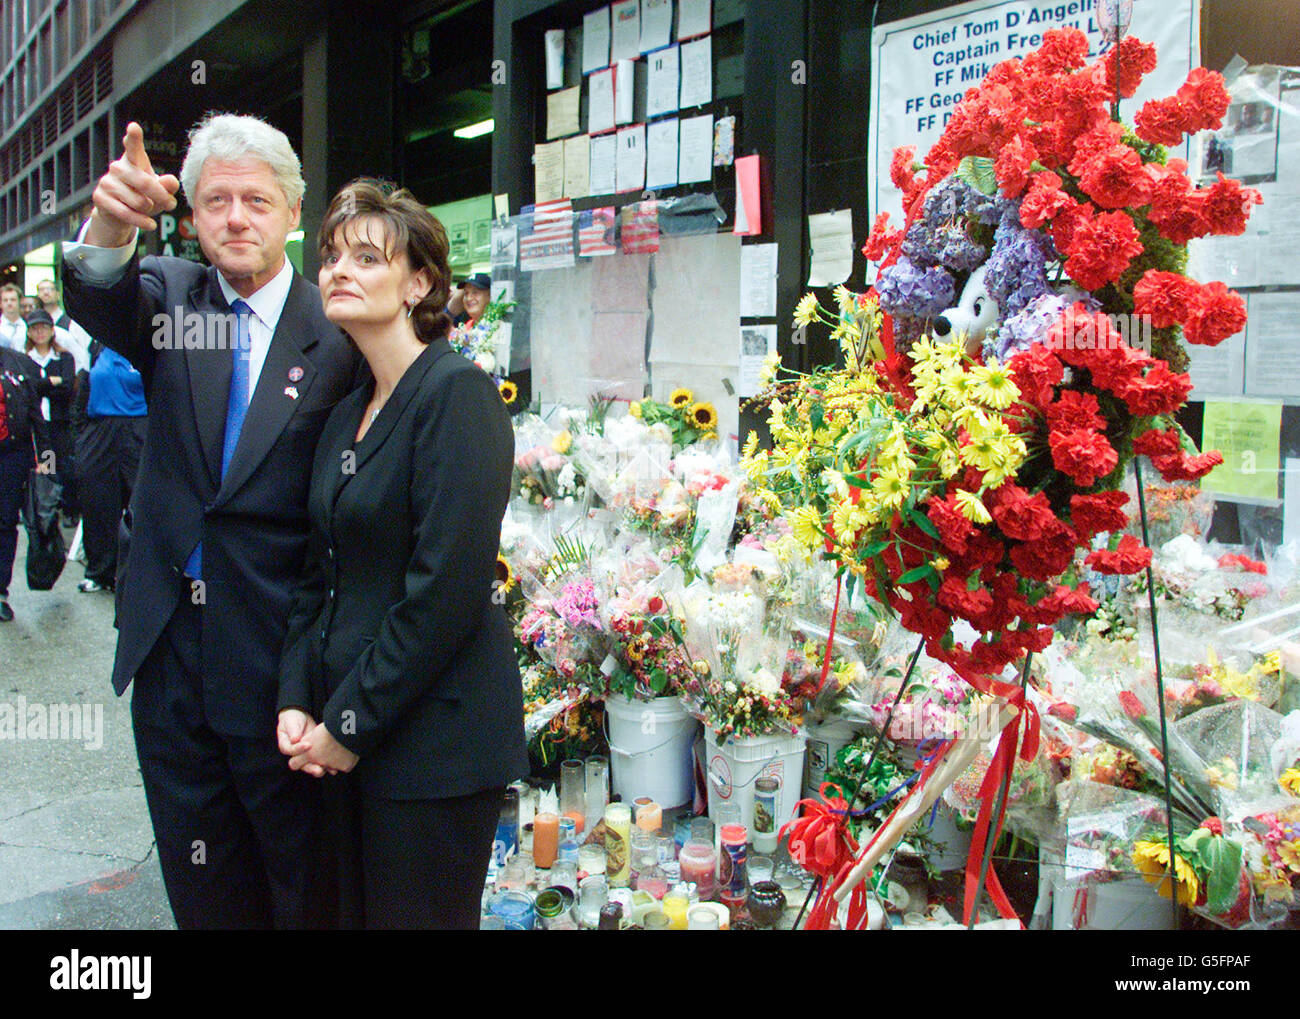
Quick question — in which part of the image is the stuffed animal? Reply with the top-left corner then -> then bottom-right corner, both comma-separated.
932,265 -> 998,358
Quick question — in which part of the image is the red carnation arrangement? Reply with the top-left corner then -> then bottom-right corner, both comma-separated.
851,28 -> 1259,676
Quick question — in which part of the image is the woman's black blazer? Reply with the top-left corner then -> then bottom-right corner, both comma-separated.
31,350 -> 76,425
278,338 -> 529,799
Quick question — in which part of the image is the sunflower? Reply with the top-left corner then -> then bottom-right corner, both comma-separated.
690,402 -> 717,431
498,379 -> 518,405
494,554 -> 516,594
669,388 -> 694,409
1132,839 -> 1201,906
1280,768 -> 1300,797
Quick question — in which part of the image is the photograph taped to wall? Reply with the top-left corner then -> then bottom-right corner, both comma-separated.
1198,66 -> 1287,186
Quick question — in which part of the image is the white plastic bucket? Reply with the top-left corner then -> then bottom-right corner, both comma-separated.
802,718 -> 862,800
705,730 -> 806,834
606,694 -> 700,808
1052,877 -> 1176,930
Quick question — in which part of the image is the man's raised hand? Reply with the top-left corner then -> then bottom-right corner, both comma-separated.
85,122 -> 181,247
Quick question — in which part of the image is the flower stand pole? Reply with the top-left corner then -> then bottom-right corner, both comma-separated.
1134,456 -> 1182,929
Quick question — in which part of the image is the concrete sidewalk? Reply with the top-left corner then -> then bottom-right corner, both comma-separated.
0,529 -> 173,930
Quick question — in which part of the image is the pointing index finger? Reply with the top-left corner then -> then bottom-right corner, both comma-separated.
122,122 -> 153,174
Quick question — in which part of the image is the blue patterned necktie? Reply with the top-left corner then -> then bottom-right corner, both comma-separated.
185,299 -> 253,581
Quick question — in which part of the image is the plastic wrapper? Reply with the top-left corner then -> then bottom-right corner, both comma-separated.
512,412 -> 588,507
670,577 -> 800,739
1172,700 -> 1291,821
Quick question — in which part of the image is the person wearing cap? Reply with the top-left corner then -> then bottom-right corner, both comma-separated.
447,272 -> 491,329
24,310 -> 77,518
0,336 -> 49,621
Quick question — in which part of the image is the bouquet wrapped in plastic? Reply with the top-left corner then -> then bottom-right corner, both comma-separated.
672,577 -> 800,740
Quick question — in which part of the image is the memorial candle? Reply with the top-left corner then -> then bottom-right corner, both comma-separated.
533,812 -> 559,869
635,800 -> 662,833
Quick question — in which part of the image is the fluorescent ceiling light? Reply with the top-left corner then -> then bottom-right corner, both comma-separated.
454,118 -> 494,139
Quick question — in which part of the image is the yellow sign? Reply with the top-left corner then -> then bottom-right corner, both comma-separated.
1200,400 -> 1282,503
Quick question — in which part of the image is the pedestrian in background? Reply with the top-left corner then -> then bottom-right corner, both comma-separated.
0,284 -> 25,352
0,339 -> 49,621
74,341 -> 146,593
24,310 -> 77,523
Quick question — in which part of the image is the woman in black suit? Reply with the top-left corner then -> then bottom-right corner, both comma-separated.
276,180 -> 529,929
23,310 -> 76,513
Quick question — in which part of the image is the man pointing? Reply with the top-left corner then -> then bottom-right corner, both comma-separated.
63,115 -> 361,928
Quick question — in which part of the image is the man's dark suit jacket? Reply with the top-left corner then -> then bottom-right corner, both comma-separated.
278,338 -> 529,799
64,254 -> 361,736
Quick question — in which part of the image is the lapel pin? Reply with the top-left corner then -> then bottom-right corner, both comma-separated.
284,386 -> 299,400
288,366 -> 304,382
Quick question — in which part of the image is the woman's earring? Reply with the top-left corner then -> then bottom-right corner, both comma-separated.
406,299 -> 415,320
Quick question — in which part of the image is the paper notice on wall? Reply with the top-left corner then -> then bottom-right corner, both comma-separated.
1244,290 -> 1300,400
544,29 -> 566,90
616,124 -> 646,193
679,34 -> 712,109
641,0 -> 673,52
583,6 -> 611,74
650,232 -> 741,365
646,44 -> 680,119
739,242 -> 777,317
677,0 -> 711,40
646,118 -> 679,191
490,222 -> 518,269
733,154 -> 761,236
1187,327 -> 1245,400
806,209 -> 855,287
563,134 -> 591,198
547,85 -> 581,140
1285,458 -> 1300,546
713,114 -> 735,166
1200,399 -> 1283,505
739,323 -> 776,396
534,140 -> 565,202
589,67 -> 616,134
678,113 -> 714,183
610,0 -> 641,63
615,59 -> 636,125
589,133 -> 618,195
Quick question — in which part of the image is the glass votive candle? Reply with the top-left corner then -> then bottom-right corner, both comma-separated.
584,756 -> 609,827
533,812 -> 559,869
497,856 -> 528,892
642,910 -> 671,930
604,802 -> 632,887
489,890 -> 535,930
690,816 -> 715,845
550,860 -> 579,896
576,874 -> 609,929
560,759 -> 586,834
656,834 -> 678,866
678,839 -> 718,901
635,800 -> 662,833
688,906 -> 720,930
578,843 -> 607,876
747,854 -> 775,888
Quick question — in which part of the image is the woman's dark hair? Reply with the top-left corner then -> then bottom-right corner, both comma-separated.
318,178 -> 453,344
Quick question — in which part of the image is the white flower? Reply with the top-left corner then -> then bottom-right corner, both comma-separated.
746,668 -> 781,697
557,462 -> 577,493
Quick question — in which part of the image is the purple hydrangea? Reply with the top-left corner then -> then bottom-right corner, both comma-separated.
875,257 -> 957,319
989,291 -> 1101,361
982,208 -> 1056,320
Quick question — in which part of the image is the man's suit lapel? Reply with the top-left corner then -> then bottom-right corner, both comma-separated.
214,274 -> 327,505
331,340 -> 454,507
185,268 -> 234,489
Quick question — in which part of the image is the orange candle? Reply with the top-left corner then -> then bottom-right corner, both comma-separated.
635,801 -> 662,833
563,809 -> 586,835
533,812 -> 559,869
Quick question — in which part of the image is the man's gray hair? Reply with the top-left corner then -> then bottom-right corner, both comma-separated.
180,112 -> 305,207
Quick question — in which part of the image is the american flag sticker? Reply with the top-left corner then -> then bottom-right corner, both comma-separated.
620,200 -> 659,255
578,207 -> 618,257
519,199 -> 576,272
